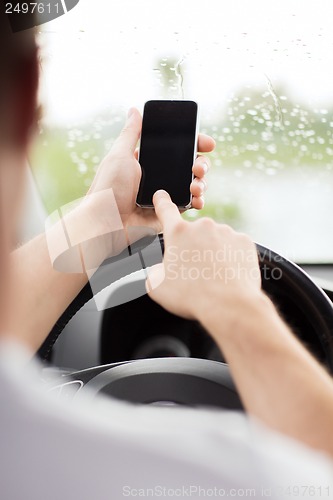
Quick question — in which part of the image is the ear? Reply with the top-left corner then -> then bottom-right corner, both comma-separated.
14,48 -> 39,150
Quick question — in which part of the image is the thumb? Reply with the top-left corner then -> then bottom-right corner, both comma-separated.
113,107 -> 142,155
145,263 -> 165,295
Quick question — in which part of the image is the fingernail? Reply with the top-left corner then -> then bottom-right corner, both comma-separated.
202,162 -> 208,173
198,180 -> 205,192
127,107 -> 135,118
154,189 -> 168,199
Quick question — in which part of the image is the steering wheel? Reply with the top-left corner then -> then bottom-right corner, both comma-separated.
40,235 -> 333,410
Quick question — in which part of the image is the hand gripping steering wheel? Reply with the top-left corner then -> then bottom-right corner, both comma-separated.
40,235 -> 333,410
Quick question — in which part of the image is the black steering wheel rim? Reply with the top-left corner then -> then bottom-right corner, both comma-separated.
41,234 -> 333,409
256,242 -> 333,369
39,234 -> 333,369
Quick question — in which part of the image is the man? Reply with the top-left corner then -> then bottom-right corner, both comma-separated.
1,5 -> 333,500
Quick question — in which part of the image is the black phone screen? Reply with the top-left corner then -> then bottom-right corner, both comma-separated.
136,100 -> 198,207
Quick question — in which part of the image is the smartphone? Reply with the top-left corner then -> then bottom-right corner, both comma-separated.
136,100 -> 199,208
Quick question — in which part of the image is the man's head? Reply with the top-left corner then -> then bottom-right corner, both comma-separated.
0,4 -> 39,325
0,4 -> 38,145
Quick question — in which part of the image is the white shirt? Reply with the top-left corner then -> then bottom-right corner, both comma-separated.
0,340 -> 332,500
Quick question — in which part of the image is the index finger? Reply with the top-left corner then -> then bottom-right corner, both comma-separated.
153,190 -> 182,232
197,133 -> 216,153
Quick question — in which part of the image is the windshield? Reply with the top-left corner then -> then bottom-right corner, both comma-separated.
31,0 -> 333,263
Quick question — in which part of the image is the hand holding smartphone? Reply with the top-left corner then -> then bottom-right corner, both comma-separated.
136,100 -> 199,209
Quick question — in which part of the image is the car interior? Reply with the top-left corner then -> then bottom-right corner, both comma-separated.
22,0 -> 333,407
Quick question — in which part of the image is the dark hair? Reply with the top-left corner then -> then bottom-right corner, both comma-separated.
0,2 -> 38,144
